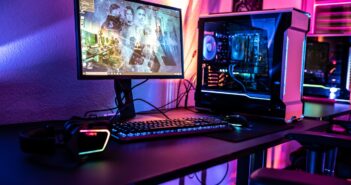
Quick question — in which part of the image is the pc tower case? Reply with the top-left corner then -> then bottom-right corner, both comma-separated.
195,8 -> 310,123
303,35 -> 351,103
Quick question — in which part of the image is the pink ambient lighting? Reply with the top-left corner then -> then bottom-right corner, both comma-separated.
312,1 -> 351,34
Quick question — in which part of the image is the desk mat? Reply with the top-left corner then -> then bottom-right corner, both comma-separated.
206,117 -> 293,142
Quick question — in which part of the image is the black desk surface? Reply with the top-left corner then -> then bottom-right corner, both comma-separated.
304,102 -> 351,120
0,109 -> 326,185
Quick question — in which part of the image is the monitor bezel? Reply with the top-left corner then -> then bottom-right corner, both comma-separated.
74,0 -> 185,80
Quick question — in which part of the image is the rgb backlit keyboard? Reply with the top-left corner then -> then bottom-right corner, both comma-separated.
111,117 -> 231,141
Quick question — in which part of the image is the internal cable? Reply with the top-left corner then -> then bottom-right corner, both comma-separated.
228,64 -> 247,92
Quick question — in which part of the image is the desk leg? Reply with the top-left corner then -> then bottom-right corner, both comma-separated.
324,147 -> 338,176
236,150 -> 266,185
201,169 -> 207,183
179,176 -> 185,185
306,149 -> 319,174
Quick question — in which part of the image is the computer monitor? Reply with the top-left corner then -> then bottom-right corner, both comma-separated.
195,9 -> 310,123
303,35 -> 351,103
74,0 -> 184,119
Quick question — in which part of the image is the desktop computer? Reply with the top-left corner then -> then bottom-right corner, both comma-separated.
195,9 -> 310,123
303,35 -> 351,103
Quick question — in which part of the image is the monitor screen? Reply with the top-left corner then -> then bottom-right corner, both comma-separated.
303,36 -> 351,102
75,0 -> 184,79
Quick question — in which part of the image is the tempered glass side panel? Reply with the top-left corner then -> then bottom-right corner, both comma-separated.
199,13 -> 286,100
304,36 -> 351,101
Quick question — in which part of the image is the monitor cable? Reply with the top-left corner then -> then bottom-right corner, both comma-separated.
183,78 -> 196,108
137,90 -> 191,115
83,79 -> 149,118
176,79 -> 195,108
107,86 -> 193,120
112,98 -> 171,121
114,79 -> 149,107
176,50 -> 197,108
84,78 -> 195,120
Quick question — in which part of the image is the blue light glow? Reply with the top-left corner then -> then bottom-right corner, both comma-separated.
330,87 -> 338,93
201,90 -> 270,101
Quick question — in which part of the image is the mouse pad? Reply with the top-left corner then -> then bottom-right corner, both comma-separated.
206,117 -> 293,142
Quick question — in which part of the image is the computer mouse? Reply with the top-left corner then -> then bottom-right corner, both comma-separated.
224,114 -> 249,127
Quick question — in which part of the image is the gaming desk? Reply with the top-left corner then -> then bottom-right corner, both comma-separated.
304,102 -> 351,120
0,109 -> 326,185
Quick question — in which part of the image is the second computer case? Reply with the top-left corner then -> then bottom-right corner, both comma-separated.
195,8 -> 310,123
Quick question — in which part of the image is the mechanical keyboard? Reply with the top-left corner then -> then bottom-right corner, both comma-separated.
111,117 -> 232,141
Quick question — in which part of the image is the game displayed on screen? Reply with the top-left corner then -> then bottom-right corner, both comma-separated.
78,0 -> 183,76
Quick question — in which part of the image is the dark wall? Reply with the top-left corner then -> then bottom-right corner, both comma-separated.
0,0 -> 118,125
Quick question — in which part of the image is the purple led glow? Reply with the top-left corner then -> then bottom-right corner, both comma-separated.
315,1 -> 351,6
0,0 -> 119,125
317,19 -> 351,23
0,19 -> 71,82
317,11 -> 351,16
312,1 -> 351,33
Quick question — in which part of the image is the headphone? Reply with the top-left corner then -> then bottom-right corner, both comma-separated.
19,120 -> 111,158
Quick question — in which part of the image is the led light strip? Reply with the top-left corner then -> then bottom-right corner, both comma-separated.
346,47 -> 351,91
303,84 -> 340,90
336,99 -> 350,103
283,35 -> 289,96
78,129 -> 110,156
301,39 -> 307,94
201,90 -> 270,101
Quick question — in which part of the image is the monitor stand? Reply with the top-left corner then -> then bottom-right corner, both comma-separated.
114,79 -> 136,121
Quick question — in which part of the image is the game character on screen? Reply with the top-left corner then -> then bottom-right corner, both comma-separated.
133,6 -> 147,43
142,38 -> 160,72
128,35 -> 160,73
101,4 -> 123,32
121,6 -> 135,43
125,6 -> 134,26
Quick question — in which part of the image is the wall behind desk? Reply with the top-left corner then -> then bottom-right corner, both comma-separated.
0,0 -> 174,125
